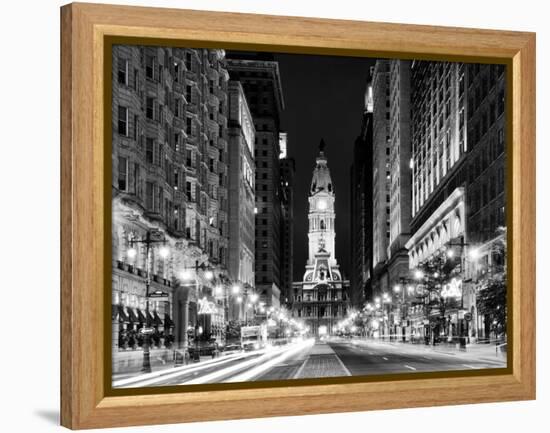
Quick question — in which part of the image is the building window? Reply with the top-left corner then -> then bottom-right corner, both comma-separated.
145,181 -> 154,210
185,52 -> 192,70
186,117 -> 192,135
133,69 -> 139,92
133,115 -> 139,140
117,58 -> 128,85
117,106 -> 128,136
146,97 -> 155,120
145,55 -> 155,80
145,138 -> 154,164
174,62 -> 180,82
498,90 -> 505,116
182,181 -> 191,201
118,156 -> 127,191
498,128 -> 505,154
133,163 -> 141,197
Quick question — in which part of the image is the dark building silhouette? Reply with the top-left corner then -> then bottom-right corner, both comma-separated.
226,52 -> 286,308
279,136 -> 296,306
350,70 -> 374,307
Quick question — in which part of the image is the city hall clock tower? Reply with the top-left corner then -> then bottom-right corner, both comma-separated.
291,140 -> 350,337
307,139 -> 336,267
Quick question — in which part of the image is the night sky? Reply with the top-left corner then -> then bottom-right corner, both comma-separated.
273,53 -> 376,281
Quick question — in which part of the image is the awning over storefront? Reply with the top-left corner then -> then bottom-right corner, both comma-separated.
153,311 -> 163,327
164,314 -> 174,328
117,305 -> 129,322
127,308 -> 139,323
136,309 -> 147,323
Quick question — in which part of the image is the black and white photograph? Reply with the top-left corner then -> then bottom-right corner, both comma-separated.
110,46 -> 507,389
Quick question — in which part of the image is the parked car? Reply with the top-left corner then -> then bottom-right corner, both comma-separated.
188,339 -> 220,360
221,344 -> 242,356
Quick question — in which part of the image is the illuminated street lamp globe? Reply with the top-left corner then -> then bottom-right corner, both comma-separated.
231,284 -> 240,294
179,269 -> 193,281
204,270 -> 214,281
127,247 -> 137,259
158,245 -> 169,259
469,248 -> 480,260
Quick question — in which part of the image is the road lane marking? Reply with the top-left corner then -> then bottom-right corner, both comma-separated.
404,364 -> 417,371
382,357 -> 388,361
293,358 -> 309,379
462,364 -> 477,369
333,353 -> 352,376
423,356 -> 432,360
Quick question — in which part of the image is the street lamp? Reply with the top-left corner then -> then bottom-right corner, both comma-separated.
127,230 -> 169,373
158,245 -> 170,259
445,239 -> 481,347
381,293 -> 392,341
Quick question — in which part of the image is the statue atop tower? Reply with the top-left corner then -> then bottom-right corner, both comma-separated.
319,138 -> 326,153
310,139 -> 334,195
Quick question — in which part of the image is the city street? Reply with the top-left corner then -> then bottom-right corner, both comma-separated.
113,338 -> 506,388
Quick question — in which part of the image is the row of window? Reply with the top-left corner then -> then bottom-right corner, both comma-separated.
468,93 -> 505,145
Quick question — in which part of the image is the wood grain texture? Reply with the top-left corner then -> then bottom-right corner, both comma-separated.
60,2 -> 536,429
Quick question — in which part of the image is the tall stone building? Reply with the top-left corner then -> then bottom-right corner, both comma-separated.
405,60 -> 470,342
279,134 -> 296,306
226,53 -> 285,308
291,142 -> 350,337
464,63 -> 506,339
227,80 -> 256,321
111,46 -> 232,363
402,61 -> 506,342
387,60 -> 413,291
371,60 -> 391,297
349,72 -> 374,308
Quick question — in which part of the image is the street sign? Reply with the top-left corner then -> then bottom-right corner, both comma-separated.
148,290 -> 169,298
464,313 -> 472,321
139,327 -> 154,335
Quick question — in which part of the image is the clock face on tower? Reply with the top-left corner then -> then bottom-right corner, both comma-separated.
317,199 -> 327,210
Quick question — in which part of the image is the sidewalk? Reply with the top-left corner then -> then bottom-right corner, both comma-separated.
350,338 -> 506,364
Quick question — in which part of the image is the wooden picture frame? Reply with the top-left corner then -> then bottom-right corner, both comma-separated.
60,2 -> 536,429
